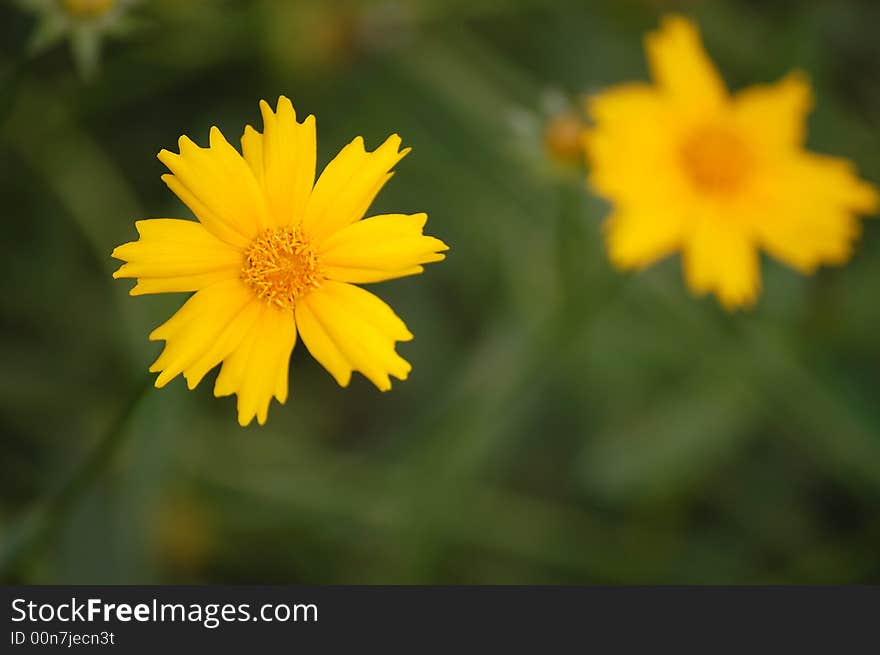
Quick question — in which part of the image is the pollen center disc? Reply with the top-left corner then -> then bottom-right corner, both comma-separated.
241,227 -> 323,309
679,125 -> 752,195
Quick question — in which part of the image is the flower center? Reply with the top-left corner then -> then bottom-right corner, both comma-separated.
60,0 -> 116,19
241,227 -> 323,309
679,125 -> 752,195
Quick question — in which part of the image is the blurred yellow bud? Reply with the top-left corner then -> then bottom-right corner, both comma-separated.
154,497 -> 214,575
60,0 -> 116,19
543,111 -> 588,166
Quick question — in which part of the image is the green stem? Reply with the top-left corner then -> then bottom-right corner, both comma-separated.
0,375 -> 152,579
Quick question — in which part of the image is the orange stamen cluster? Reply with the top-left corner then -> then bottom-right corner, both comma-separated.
679,125 -> 753,195
241,227 -> 323,309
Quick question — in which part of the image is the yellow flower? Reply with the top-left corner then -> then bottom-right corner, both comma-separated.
16,0 -> 138,79
61,0 -> 116,19
583,15 -> 879,309
112,97 -> 448,426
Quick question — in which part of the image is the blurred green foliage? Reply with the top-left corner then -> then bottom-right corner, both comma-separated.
2,0 -> 880,584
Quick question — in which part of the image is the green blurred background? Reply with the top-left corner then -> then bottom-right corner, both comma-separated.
2,0 -> 880,584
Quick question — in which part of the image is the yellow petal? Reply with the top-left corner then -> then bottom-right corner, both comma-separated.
241,97 -> 317,228
319,213 -> 448,283
752,153 -> 879,272
604,207 -> 685,270
645,14 -> 728,112
111,219 -> 242,295
294,298 -> 352,388
589,90 -> 692,271
148,279 -> 256,389
583,84 -> 681,203
296,281 -> 412,391
733,72 -> 813,152
682,216 -> 760,310
158,126 -> 269,248
301,134 -> 410,244
213,304 -> 297,427
182,299 -> 264,390
241,125 -> 265,186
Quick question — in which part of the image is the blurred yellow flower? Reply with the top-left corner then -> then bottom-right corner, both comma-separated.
584,15 -> 879,309
112,97 -> 448,426
16,0 -> 139,79
61,0 -> 116,19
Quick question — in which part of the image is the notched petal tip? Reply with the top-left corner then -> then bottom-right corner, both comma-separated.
260,96 -> 315,129
778,70 -> 814,112
152,372 -> 174,389
644,12 -> 727,106
234,400 -> 267,428
177,134 -> 200,152
783,69 -> 812,90
133,219 -> 153,235
379,132 -> 410,160
661,13 -> 693,29
258,101 -> 273,126
156,149 -> 177,166
653,13 -> 700,45
110,245 -> 130,263
327,368 -> 353,388
408,212 -> 428,228
208,125 -> 226,146
154,369 -> 179,388
718,292 -> 758,313
130,282 -> 165,296
276,95 -> 294,114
